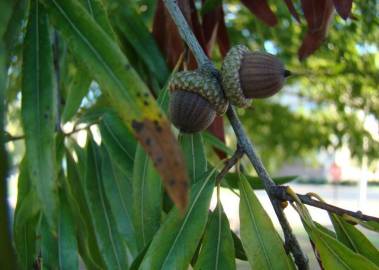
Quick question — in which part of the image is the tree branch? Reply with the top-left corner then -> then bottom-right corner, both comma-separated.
163,0 -> 309,268
271,186 -> 379,223
216,145 -> 244,184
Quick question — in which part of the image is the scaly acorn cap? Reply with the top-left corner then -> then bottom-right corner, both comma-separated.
169,69 -> 228,115
168,69 -> 228,133
221,44 -> 290,108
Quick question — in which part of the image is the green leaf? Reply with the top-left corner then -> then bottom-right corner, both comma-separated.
224,174 -> 297,190
132,145 -> 162,250
239,175 -> 294,270
194,204 -> 236,270
58,188 -> 79,270
101,146 -> 138,256
13,162 -> 41,270
202,132 -> 234,156
112,4 -> 169,85
80,0 -> 117,41
84,138 -> 129,269
65,148 -> 104,269
303,220 -> 379,270
139,169 -> 217,270
61,71 -> 91,123
329,214 -> 379,266
179,133 -> 207,185
360,221 -> 379,233
21,0 -> 57,228
41,0 -> 189,212
231,231 -> 247,261
129,243 -> 151,270
99,111 -> 137,180
39,215 -> 58,269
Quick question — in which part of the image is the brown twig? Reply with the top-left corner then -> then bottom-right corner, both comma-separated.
216,145 -> 244,184
271,185 -> 379,223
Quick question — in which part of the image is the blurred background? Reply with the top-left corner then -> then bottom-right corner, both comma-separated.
4,0 -> 379,269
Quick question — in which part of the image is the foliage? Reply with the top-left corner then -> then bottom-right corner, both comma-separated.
1,0 -> 378,269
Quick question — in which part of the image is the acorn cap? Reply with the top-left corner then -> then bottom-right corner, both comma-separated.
221,44 -> 289,107
169,70 -> 228,115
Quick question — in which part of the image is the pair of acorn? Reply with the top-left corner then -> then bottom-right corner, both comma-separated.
169,45 -> 291,133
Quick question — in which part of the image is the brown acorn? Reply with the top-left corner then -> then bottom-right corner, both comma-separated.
169,69 -> 228,133
221,44 -> 291,107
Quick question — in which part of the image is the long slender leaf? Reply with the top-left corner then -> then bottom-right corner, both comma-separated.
84,138 -> 129,269
132,145 -> 162,250
99,111 -> 137,181
58,188 -> 79,270
224,174 -> 297,190
302,220 -> 379,270
202,132 -> 234,156
330,214 -> 379,266
21,0 -> 57,228
39,215 -> 58,268
231,230 -> 247,261
140,169 -> 217,270
41,0 -> 189,211
111,2 -> 169,85
239,175 -> 294,270
101,146 -> 138,257
65,148 -> 104,269
194,204 -> 236,270
179,133 -> 207,185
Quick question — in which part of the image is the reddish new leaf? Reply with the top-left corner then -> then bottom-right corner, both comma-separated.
333,0 -> 352,19
283,0 -> 301,22
217,8 -> 231,57
241,0 -> 278,27
299,0 -> 334,60
201,0 -> 222,54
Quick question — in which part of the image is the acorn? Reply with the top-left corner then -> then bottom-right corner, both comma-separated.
221,44 -> 291,107
169,69 -> 228,133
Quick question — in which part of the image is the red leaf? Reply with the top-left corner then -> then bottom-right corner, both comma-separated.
207,117 -> 227,159
217,7 -> 231,57
298,0 -> 334,60
333,0 -> 352,19
202,1 -> 222,55
241,0 -> 278,26
283,0 -> 301,23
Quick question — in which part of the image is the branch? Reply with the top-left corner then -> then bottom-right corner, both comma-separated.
271,186 -> 379,223
216,145 -> 244,184
163,1 -> 309,268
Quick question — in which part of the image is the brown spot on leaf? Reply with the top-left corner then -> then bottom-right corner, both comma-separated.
134,118 -> 188,212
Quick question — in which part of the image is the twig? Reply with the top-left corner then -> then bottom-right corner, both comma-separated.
163,1 -> 309,268
216,145 -> 244,184
271,186 -> 379,223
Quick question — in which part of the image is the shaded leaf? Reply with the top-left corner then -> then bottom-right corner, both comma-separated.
203,131 -> 234,156
283,0 -> 301,22
330,214 -> 379,266
333,0 -> 352,19
240,0 -> 278,26
216,8 -> 231,57
41,0 -> 189,211
129,243 -> 151,270
239,175 -> 294,269
132,145 -> 162,250
21,0 -> 57,228
39,216 -> 58,268
231,231 -> 248,261
194,204 -> 236,270
140,169 -> 217,270
179,133 -> 207,185
302,220 -> 379,270
101,146 -> 138,256
58,188 -> 79,270
84,138 -> 129,269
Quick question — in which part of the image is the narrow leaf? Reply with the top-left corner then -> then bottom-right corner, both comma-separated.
283,0 -> 300,22
239,175 -> 294,270
84,138 -> 129,269
132,145 -> 162,250
42,0 -> 189,211
140,169 -> 217,270
39,216 -> 59,268
21,0 -> 57,228
240,0 -> 278,26
203,132 -> 234,156
333,0 -> 352,20
224,173 -> 297,190
179,133 -> 207,185
231,231 -> 248,261
101,146 -> 138,256
194,204 -> 236,270
330,214 -> 379,266
303,220 -> 379,270
58,188 -> 79,270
